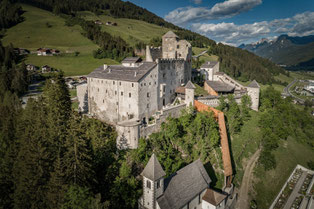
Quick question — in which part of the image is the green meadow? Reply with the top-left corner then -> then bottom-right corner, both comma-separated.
2,4 -> 117,76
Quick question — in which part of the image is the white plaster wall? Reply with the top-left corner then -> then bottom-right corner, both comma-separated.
185,88 -> 194,107
246,87 -> 260,111
88,77 -> 139,123
138,66 -> 159,122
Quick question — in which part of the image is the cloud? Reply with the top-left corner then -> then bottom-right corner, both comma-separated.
190,11 -> 314,45
165,0 -> 262,25
193,0 -> 202,4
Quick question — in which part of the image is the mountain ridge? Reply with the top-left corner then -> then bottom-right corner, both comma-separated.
239,34 -> 314,69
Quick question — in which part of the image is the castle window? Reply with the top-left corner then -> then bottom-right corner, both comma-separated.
97,88 -> 99,92
144,83 -> 146,86
146,180 -> 151,189
157,180 -> 160,189
115,91 -> 117,95
106,89 -> 108,93
132,83 -> 134,87
101,80 -> 103,83
121,92 -> 123,96
163,73 -> 166,78
155,82 -> 156,85
149,82 -> 151,85
147,93 -> 150,97
103,99 -> 104,103
147,104 -> 150,108
113,81 -> 115,85
119,82 -> 121,86
177,45 -> 180,49
129,93 -> 131,98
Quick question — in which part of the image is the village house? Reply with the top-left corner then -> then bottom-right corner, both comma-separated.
138,154 -> 228,209
37,48 -> 60,56
26,64 -> 38,72
41,65 -> 52,73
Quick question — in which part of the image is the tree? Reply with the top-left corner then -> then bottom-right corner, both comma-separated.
13,99 -> 50,209
63,112 -> 93,187
62,185 -> 94,209
240,94 -> 252,120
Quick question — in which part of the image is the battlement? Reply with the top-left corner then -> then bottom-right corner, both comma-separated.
157,58 -> 185,63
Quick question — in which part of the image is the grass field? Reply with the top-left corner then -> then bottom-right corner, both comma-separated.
253,137 -> 314,208
2,4 -> 117,76
192,47 -> 219,62
231,111 -> 261,187
78,11 -> 170,46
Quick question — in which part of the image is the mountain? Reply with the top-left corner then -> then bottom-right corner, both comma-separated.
239,35 -> 314,69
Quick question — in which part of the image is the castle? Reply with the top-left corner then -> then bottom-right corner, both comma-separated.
77,31 -> 260,149
77,31 -> 193,149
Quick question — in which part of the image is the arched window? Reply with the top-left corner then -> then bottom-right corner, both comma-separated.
146,180 -> 151,189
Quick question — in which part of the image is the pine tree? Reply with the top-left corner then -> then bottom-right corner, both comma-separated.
13,99 -> 50,209
63,112 -> 93,187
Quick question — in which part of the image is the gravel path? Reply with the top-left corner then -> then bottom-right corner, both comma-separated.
236,149 -> 261,209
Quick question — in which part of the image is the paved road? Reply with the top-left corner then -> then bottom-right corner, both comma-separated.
283,79 -> 305,103
236,149 -> 261,209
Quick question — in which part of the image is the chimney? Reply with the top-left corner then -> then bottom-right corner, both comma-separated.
104,64 -> 108,70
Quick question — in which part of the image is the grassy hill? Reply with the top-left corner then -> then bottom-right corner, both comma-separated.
78,11 -> 169,46
2,4 -> 118,76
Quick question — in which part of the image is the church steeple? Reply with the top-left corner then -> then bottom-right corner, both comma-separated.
141,154 -> 166,209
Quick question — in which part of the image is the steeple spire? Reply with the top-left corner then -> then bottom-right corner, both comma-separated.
141,153 -> 166,180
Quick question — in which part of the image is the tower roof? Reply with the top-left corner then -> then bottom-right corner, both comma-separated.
247,80 -> 260,88
163,31 -> 179,38
141,154 -> 166,181
185,81 -> 196,89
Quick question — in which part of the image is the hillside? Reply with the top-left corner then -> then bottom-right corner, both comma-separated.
12,0 -> 287,84
240,35 -> 314,69
2,4 -> 118,76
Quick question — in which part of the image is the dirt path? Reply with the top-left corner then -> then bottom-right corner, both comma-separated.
236,149 -> 261,209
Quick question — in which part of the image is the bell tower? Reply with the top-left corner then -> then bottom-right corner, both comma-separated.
141,154 -> 166,209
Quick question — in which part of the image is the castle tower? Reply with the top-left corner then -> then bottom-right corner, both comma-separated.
162,31 -> 179,59
246,80 -> 260,111
185,81 -> 196,107
141,154 -> 166,209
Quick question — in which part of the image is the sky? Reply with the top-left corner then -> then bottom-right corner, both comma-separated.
126,0 -> 314,46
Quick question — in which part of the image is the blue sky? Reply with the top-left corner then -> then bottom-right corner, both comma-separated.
127,0 -> 314,45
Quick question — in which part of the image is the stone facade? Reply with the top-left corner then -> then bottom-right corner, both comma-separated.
78,31 -> 192,149
200,66 -> 260,111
